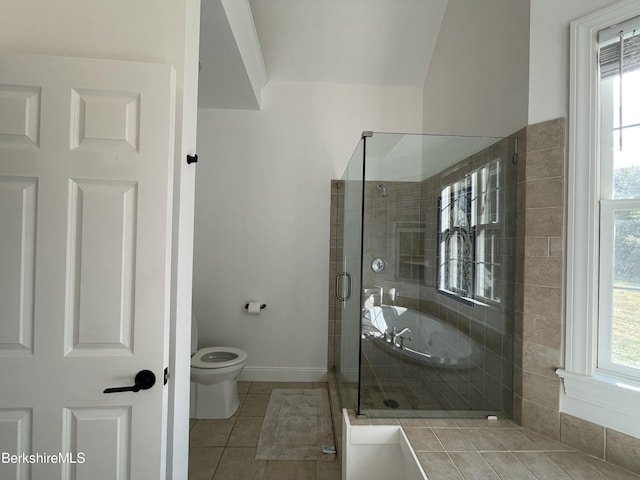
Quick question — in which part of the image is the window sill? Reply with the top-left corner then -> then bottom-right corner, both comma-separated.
436,288 -> 490,308
556,368 -> 640,438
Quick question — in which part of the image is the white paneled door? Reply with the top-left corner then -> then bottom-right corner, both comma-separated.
0,53 -> 176,479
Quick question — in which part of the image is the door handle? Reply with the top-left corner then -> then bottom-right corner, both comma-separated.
336,272 -> 352,302
103,370 -> 156,394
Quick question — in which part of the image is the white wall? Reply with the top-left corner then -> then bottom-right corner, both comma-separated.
194,80 -> 422,380
422,0 -> 531,137
0,2 -> 199,478
528,0 -> 621,124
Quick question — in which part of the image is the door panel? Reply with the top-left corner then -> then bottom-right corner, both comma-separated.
0,409 -> 32,480
0,53 -> 175,479
0,177 -> 36,355
65,180 -> 137,356
0,85 -> 40,147
61,407 -> 130,480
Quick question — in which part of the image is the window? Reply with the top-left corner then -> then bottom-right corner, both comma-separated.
597,20 -> 640,378
561,0 -> 640,438
437,160 -> 501,305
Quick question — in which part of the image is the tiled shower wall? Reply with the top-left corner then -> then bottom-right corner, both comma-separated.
330,137 -> 518,415
328,119 -> 640,474
515,118 -> 640,475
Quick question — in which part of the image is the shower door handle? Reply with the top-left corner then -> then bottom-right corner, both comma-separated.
336,272 -> 352,302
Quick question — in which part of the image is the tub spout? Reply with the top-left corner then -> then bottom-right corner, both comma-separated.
387,326 -> 412,348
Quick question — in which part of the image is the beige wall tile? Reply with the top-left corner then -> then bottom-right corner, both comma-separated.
526,118 -> 566,152
524,237 -> 549,257
522,285 -> 561,319
521,400 -> 560,440
525,177 -> 564,209
522,313 -> 562,349
524,207 -> 563,237
523,257 -> 562,288
559,414 -> 604,459
522,342 -> 561,378
521,371 -> 560,409
548,237 -> 562,258
525,148 -> 565,181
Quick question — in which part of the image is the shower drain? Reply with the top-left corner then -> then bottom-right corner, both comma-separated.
382,398 -> 400,409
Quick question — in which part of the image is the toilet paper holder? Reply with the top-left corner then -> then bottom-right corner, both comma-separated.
244,303 -> 267,310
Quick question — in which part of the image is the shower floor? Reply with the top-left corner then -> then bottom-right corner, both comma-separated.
358,347 -> 507,418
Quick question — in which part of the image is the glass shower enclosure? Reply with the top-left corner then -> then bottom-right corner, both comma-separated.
334,132 -> 517,418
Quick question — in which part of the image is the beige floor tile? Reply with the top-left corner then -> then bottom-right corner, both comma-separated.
212,447 -> 266,480
190,418 -> 237,447
492,428 -> 539,451
449,452 -> 500,480
249,382 -> 317,395
416,452 -> 464,480
520,429 -> 573,451
455,418 -> 520,429
404,427 -> 444,452
189,447 -> 223,480
316,459 -> 341,480
579,451 -> 640,479
481,452 -> 536,479
545,452 -> 608,480
433,428 -> 478,452
265,460 -> 316,480
227,417 -> 264,447
237,381 -> 251,394
426,418 -> 459,428
399,418 -> 429,427
514,452 -> 572,479
464,429 -> 510,452
238,394 -> 270,417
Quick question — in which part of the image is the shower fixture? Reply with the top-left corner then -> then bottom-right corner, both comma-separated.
376,183 -> 388,197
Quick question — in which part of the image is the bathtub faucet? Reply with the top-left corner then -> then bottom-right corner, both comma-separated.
388,326 -> 412,348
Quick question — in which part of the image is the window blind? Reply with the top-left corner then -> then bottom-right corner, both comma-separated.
599,15 -> 640,78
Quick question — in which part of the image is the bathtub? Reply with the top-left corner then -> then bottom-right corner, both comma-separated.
361,306 -> 482,369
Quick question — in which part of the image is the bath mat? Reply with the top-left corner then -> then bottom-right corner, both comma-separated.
255,388 -> 336,461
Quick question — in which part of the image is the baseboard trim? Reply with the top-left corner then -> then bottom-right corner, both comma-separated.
239,366 -> 327,382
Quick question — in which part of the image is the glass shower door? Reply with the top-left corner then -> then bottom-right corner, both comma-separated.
334,139 -> 364,411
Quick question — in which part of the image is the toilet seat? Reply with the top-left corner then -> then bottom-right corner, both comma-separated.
191,346 -> 247,369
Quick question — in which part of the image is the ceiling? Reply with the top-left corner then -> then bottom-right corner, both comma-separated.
198,0 -> 449,109
249,0 -> 448,86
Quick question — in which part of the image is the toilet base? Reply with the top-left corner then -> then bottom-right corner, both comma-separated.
192,380 -> 240,419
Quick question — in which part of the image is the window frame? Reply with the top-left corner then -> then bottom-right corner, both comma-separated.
560,0 -> 640,439
436,160 -> 502,307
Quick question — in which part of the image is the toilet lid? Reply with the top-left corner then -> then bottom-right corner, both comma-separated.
191,346 -> 247,369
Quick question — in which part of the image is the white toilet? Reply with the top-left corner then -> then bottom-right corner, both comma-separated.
190,312 -> 247,419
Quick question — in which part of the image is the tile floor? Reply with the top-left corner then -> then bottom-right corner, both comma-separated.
348,413 -> 640,479
188,381 -> 341,480
190,380 -> 640,480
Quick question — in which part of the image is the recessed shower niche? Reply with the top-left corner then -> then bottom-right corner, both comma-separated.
332,132 -> 517,419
